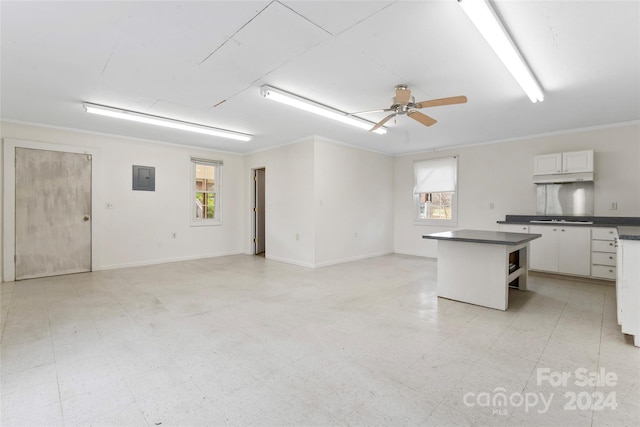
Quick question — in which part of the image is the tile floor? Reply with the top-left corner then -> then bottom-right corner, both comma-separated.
1,254 -> 639,426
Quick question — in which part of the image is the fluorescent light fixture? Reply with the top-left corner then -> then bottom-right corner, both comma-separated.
260,85 -> 387,134
458,0 -> 544,103
83,103 -> 252,142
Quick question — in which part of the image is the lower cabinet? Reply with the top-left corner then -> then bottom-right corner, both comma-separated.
498,224 -> 530,233
529,225 -> 591,276
617,239 -> 640,347
591,228 -> 617,280
499,223 -> 624,280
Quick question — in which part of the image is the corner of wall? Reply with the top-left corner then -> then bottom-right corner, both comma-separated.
0,136 -> 4,282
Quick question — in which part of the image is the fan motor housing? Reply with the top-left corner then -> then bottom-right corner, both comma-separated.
391,101 -> 414,115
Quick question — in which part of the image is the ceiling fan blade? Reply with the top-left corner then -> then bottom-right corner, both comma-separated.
408,111 -> 437,127
370,113 -> 396,132
349,108 -> 393,115
414,95 -> 468,109
395,86 -> 412,104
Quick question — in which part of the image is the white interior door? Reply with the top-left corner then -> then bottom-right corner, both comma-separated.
15,148 -> 92,280
254,168 -> 266,255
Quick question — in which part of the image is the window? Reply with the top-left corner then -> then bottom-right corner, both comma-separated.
414,156 -> 458,225
192,158 -> 222,225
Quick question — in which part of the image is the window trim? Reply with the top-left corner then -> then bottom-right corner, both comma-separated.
190,157 -> 222,226
413,156 -> 458,227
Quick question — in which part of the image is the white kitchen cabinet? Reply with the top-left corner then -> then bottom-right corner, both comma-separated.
616,241 -> 624,325
529,225 -> 591,276
534,153 -> 563,175
618,239 -> 640,347
559,227 -> 592,275
562,150 -> 594,173
533,150 -> 594,175
591,227 -> 617,280
499,224 -> 529,233
529,225 -> 558,271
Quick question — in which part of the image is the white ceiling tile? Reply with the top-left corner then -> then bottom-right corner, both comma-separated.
281,0 -> 394,35
198,2 -> 331,104
1,0 -> 638,155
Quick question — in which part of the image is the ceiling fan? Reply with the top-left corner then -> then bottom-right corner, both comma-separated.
355,85 -> 467,132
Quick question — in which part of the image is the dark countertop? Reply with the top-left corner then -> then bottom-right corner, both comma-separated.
423,229 -> 542,245
498,215 -> 640,228
498,215 -> 640,241
618,227 -> 640,241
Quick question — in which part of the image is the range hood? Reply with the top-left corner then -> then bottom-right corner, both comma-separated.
533,171 -> 594,184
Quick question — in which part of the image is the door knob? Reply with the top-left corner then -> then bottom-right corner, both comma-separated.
83,215 -> 90,222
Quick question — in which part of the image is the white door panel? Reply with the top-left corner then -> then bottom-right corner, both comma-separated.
15,148 -> 92,280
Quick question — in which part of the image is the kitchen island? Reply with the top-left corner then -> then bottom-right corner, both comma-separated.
617,227 -> 640,347
423,230 -> 541,311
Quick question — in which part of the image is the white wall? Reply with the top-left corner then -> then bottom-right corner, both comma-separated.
243,136 -> 394,268
313,138 -> 393,266
2,121 -> 638,280
244,138 -> 316,267
0,141 -> 3,281
394,123 -> 640,258
1,122 -> 245,281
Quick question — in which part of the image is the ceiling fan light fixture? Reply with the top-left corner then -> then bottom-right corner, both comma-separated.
83,103 -> 252,142
458,0 -> 544,103
260,85 -> 387,135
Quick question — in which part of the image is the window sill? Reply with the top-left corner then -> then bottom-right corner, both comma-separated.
414,220 -> 458,227
190,220 -> 222,227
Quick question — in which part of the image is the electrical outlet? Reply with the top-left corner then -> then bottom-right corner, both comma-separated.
105,202 -> 114,209
610,202 -> 618,210
489,202 -> 495,210
295,233 -> 300,241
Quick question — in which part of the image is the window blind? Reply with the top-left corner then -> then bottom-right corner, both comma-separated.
191,157 -> 223,166
413,156 -> 457,193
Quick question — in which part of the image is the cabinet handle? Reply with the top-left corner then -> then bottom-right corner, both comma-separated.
609,256 -> 614,260
561,229 -> 565,232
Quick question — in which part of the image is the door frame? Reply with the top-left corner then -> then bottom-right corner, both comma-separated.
250,167 -> 266,255
2,138 -> 101,282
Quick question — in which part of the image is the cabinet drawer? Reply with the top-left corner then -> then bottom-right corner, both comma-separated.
592,265 -> 616,280
592,252 -> 616,266
592,240 -> 616,252
499,224 -> 529,233
592,228 -> 617,240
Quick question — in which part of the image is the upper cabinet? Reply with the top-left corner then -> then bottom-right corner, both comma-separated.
534,153 -> 563,175
562,150 -> 593,173
534,150 -> 594,176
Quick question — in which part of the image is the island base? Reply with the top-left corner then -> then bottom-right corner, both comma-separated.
436,240 -> 529,311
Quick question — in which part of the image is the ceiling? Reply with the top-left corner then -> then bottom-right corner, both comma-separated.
1,1 -> 638,155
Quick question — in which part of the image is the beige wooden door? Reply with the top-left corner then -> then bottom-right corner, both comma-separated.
15,148 -> 92,280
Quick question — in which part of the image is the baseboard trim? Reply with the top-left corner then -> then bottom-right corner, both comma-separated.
265,250 -> 395,269
314,250 -> 394,268
96,251 -> 245,271
529,270 -> 615,287
263,255 -> 315,268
